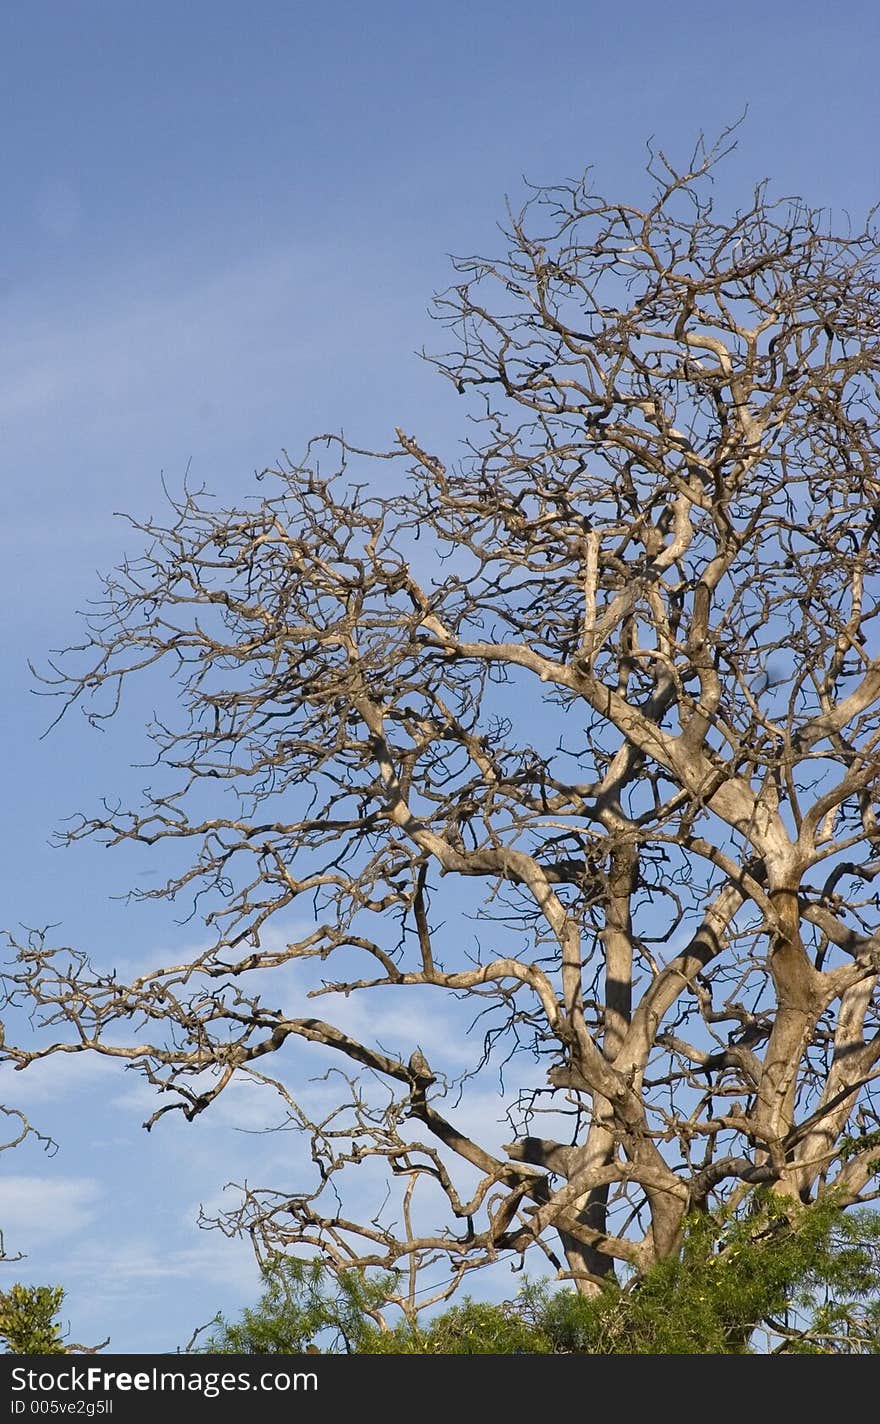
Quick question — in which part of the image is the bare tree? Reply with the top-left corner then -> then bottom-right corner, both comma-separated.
5,131 -> 880,1311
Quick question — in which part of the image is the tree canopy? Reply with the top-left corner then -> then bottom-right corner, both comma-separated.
200,1196 -> 880,1355
4,130 -> 880,1318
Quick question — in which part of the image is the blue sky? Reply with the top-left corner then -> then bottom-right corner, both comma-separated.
1,0 -> 879,1352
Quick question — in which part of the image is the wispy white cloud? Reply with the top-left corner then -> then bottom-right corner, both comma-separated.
0,1052 -> 126,1106
46,1217 -> 263,1351
0,1174 -> 102,1243
64,1233 -> 258,1293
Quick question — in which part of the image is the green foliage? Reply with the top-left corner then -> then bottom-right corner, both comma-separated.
197,1196 -> 880,1355
840,1129 -> 880,1177
522,1194 -> 880,1354
201,1257 -> 396,1354
200,1256 -> 553,1355
0,1284 -> 67,1354
359,1300 -> 554,1355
